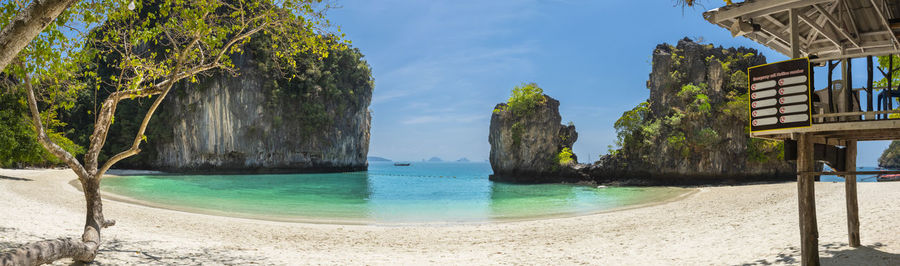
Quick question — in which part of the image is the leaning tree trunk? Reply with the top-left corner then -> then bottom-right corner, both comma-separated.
0,177 -> 109,265
0,64 -> 113,265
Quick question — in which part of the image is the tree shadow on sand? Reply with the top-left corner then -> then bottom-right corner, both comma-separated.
65,238 -> 270,265
0,228 -> 23,251
738,242 -> 900,266
2,236 -> 269,265
0,175 -> 32,181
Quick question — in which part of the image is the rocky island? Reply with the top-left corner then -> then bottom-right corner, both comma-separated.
878,141 -> 900,169
488,83 -> 579,183
76,37 -> 374,173
587,38 -> 795,184
488,39 -> 795,185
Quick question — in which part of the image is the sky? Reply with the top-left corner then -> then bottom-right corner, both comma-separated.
328,0 -> 891,166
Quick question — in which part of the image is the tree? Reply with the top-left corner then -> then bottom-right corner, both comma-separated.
0,0 -> 79,73
673,0 -> 734,8
0,0 -> 343,264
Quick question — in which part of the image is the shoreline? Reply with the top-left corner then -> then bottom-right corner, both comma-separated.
3,168 -> 900,264
85,175 -> 699,226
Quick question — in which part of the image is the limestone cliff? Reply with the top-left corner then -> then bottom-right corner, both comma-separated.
590,38 -> 794,184
489,85 -> 579,183
107,40 -> 373,173
878,141 -> 900,169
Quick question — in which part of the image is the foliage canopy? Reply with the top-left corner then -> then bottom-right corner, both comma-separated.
500,82 -> 546,117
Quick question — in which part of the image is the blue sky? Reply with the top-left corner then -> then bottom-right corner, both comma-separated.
329,0 -> 891,166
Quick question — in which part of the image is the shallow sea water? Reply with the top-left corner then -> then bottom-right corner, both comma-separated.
101,162 -> 689,223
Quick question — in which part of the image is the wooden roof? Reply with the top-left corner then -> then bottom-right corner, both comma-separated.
704,0 -> 900,62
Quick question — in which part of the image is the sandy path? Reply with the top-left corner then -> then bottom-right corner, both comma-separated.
1,168 -> 899,265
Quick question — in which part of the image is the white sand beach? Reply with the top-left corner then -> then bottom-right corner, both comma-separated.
2,168 -> 899,265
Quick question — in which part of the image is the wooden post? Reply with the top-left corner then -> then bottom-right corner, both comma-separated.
844,140 -> 860,247
889,56 -> 893,117
790,8 -> 801,59
790,10 -> 819,265
841,59 -> 851,120
828,61 -> 835,115
847,59 -> 853,114
867,56 -> 874,113
797,133 -> 820,266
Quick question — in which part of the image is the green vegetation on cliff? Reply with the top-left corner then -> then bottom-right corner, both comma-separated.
489,83 -> 579,182
66,38 -> 372,168
609,38 -> 784,174
0,90 -> 83,168
252,33 -> 373,135
1,30 -> 369,168
879,141 -> 900,169
502,83 -> 547,117
557,147 -> 574,166
495,83 -> 548,148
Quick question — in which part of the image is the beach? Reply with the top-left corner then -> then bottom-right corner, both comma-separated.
2,168 -> 899,265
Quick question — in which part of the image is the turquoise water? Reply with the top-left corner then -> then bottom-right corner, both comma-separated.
101,162 -> 688,223
819,166 -> 881,182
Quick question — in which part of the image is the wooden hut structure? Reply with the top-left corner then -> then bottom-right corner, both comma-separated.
704,0 -> 900,265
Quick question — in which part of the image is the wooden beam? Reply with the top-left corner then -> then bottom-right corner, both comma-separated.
758,28 -> 794,55
813,3 -> 860,48
797,133 -> 820,266
799,13 -> 843,50
813,110 -> 900,118
812,136 -> 847,146
758,15 -> 795,53
803,170 -> 900,175
805,3 -> 841,50
842,0 -> 861,41
809,45 -> 900,62
844,140 -> 861,247
751,119 -> 900,136
763,14 -> 787,28
869,0 -> 900,49
791,8 -> 802,58
708,0 -> 835,23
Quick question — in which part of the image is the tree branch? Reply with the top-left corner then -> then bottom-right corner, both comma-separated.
91,6 -> 274,177
21,61 -> 89,180
83,83 -> 168,173
97,82 -> 176,177
0,0 -> 77,72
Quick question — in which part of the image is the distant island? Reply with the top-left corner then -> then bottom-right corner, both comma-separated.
368,156 -> 392,162
428,157 -> 443,162
456,158 -> 470,162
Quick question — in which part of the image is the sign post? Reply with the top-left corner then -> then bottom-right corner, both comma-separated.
748,58 -> 812,132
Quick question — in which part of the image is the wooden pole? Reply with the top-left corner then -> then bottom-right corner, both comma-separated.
844,140 -> 860,247
797,133 -> 820,266
889,56 -> 893,116
828,61 -> 835,115
841,59 -> 851,120
868,56 -> 874,113
791,9 -> 820,265
790,8 -> 801,59
847,59 -> 853,115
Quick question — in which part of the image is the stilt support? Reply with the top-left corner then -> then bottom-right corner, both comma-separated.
844,140 -> 860,247
797,133 -> 820,266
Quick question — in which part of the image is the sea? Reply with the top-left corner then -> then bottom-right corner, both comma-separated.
819,166 -> 883,182
101,161 -> 688,224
